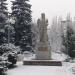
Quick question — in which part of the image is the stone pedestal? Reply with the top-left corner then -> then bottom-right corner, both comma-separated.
36,46 -> 50,60
36,13 -> 51,60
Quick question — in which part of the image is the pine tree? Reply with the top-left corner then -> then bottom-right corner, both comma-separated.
11,0 -> 32,52
0,0 -> 8,28
62,25 -> 75,58
0,0 -> 8,45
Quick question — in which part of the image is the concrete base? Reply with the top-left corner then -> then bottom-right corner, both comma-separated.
36,47 -> 51,60
23,60 -> 62,66
36,51 -> 50,60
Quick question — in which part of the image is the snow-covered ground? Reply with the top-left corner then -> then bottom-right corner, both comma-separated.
6,62 -> 73,75
5,52 -> 75,75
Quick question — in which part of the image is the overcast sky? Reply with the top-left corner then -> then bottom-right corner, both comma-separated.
7,0 -> 75,25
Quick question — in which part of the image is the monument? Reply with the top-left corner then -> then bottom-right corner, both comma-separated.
36,13 -> 51,60
23,13 -> 62,66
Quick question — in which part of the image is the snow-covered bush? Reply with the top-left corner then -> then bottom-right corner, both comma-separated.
0,43 -> 20,55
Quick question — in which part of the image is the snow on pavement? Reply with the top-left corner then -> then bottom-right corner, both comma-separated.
6,62 -> 72,75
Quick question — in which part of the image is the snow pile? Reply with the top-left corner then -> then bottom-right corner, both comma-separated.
23,51 -> 36,61
51,52 -> 68,61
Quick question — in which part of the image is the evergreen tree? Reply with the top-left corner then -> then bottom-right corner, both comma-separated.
0,0 -> 8,28
11,0 -> 32,52
62,25 -> 75,58
0,0 -> 8,45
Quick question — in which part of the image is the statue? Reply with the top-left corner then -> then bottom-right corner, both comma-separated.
36,13 -> 51,60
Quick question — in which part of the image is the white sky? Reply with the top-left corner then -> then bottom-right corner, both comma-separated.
7,0 -> 75,25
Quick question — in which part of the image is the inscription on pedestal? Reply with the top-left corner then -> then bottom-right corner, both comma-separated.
38,47 -> 48,51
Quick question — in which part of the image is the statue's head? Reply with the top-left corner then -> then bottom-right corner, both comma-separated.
41,13 -> 45,20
